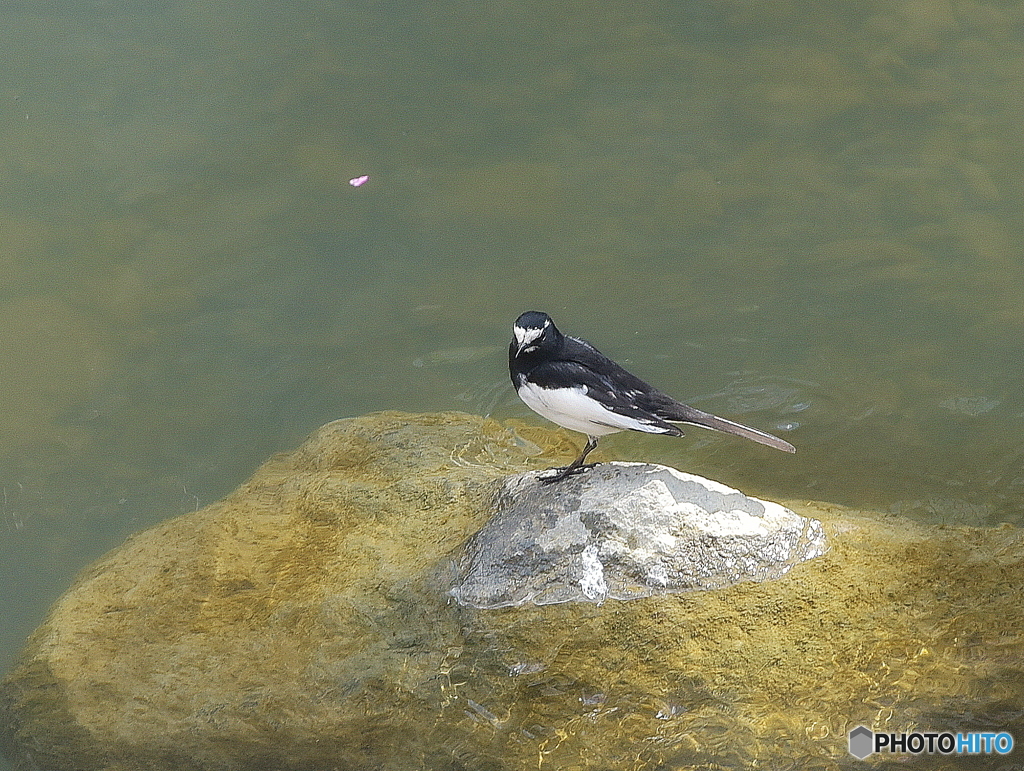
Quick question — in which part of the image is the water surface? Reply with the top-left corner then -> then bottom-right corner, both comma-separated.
2,0 -> 1024,767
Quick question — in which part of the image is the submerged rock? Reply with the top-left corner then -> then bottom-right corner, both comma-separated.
1,411 -> 1023,771
450,463 -> 825,608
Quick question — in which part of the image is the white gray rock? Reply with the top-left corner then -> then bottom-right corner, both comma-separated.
449,462 -> 826,608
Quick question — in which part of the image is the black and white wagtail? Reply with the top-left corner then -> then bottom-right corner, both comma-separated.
509,311 -> 796,483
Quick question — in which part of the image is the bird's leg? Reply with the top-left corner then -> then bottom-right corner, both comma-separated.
541,436 -> 600,484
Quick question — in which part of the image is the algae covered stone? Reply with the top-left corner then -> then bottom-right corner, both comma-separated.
2,411 -> 1023,771
0,411 -> 550,771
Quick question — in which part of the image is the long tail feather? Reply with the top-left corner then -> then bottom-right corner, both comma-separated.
666,403 -> 796,453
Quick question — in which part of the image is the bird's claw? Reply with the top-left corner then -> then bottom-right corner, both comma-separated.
539,462 -> 598,484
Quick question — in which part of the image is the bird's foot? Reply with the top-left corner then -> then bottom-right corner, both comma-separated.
539,462 -> 598,485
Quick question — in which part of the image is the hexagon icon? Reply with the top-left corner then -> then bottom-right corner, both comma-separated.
848,725 -> 874,759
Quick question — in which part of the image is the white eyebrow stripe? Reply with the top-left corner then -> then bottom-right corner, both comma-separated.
514,325 -> 544,346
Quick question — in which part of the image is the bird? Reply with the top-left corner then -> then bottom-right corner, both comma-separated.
509,311 -> 795,483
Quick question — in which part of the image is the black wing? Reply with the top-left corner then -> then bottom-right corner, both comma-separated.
560,337 -> 796,453
523,358 -> 684,435
560,336 -> 662,393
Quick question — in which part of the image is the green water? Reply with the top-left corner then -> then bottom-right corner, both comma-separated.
1,0 -> 1023,766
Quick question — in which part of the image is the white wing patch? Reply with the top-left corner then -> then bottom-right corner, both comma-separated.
517,382 -> 672,437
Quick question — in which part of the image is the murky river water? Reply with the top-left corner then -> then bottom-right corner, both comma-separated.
2,1 -> 1024,768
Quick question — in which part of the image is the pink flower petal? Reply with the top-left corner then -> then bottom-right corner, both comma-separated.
348,175 -> 370,187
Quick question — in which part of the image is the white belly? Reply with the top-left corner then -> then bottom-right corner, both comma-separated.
517,382 -> 667,437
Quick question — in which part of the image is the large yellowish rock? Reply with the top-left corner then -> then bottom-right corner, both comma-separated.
2,411 -> 1023,771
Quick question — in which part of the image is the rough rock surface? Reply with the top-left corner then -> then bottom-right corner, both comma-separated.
2,411 -> 1023,771
450,462 -> 825,608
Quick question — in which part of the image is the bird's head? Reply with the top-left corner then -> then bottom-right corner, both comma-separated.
512,311 -> 562,357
